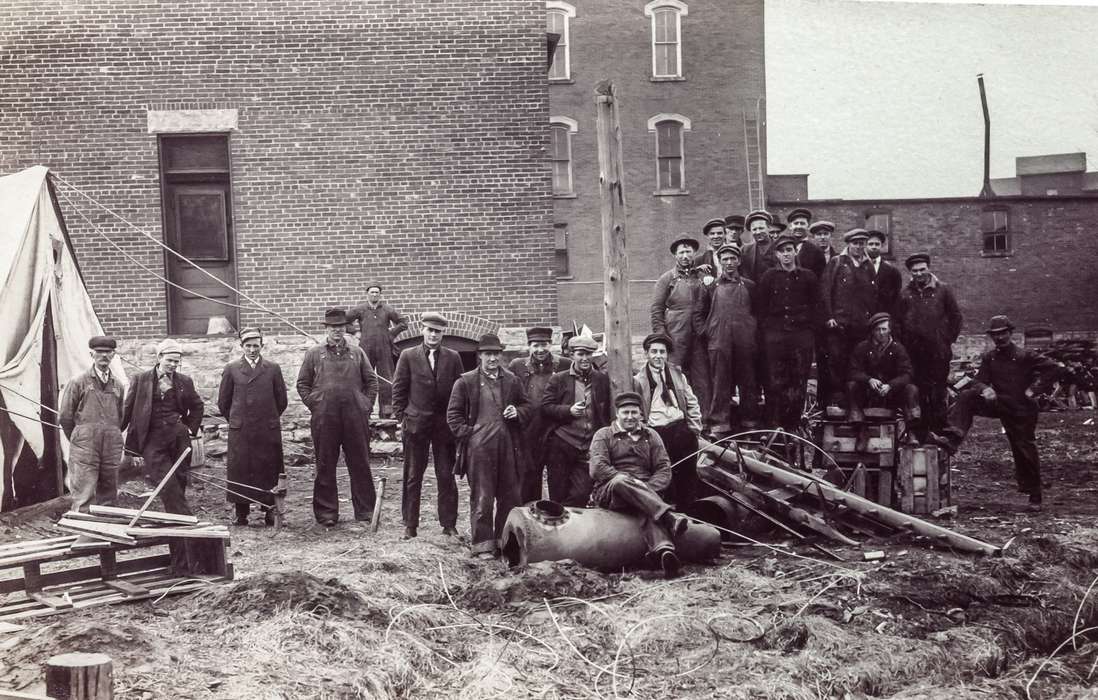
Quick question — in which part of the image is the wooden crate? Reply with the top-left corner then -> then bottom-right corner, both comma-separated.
830,452 -> 895,507
821,421 -> 896,454
897,446 -> 951,514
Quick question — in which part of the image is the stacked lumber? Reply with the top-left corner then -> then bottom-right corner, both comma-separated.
55,506 -> 229,546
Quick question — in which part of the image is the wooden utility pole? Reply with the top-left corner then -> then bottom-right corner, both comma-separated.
594,81 -> 632,398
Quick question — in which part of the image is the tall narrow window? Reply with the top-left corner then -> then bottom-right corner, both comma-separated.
864,210 -> 893,257
547,2 -> 576,81
554,224 -> 570,278
549,117 -> 577,196
645,0 -> 688,79
981,207 -> 1010,255
648,114 -> 691,194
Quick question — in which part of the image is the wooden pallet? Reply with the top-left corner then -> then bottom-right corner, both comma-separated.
897,446 -> 951,515
0,535 -> 233,621
831,452 -> 895,508
821,420 -> 896,454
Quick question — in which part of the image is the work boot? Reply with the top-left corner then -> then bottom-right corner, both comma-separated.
659,511 -> 689,537
659,549 -> 682,579
402,526 -> 418,540
1026,492 -> 1043,513
442,527 -> 459,537
233,504 -> 249,526
264,509 -> 276,527
926,431 -> 958,456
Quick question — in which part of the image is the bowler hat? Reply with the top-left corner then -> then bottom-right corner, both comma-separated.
156,338 -> 182,356
702,219 -> 726,235
476,333 -> 504,352
744,209 -> 773,227
772,234 -> 799,251
642,332 -> 674,353
866,229 -> 887,243
526,326 -> 553,343
569,336 -> 598,352
669,236 -> 700,254
420,312 -> 449,330
614,391 -> 644,409
724,214 -> 745,228
238,327 -> 262,343
843,228 -> 869,243
985,315 -> 1014,334
809,221 -> 836,234
88,335 -> 116,351
787,207 -> 812,223
868,312 -> 891,330
905,253 -> 930,269
715,243 -> 741,259
323,308 -> 349,326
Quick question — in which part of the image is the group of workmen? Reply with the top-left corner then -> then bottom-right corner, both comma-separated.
55,224 -> 1058,579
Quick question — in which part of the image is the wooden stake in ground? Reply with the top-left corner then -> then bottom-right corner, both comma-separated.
594,80 -> 632,398
45,652 -> 113,699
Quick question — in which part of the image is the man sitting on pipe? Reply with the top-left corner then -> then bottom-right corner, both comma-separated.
588,392 -> 691,578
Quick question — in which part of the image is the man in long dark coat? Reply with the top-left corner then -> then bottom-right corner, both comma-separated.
348,284 -> 408,418
122,338 -> 208,574
296,308 -> 378,526
392,312 -> 463,540
447,334 -> 530,559
217,327 -> 288,526
820,228 -> 877,411
652,236 -> 710,417
508,326 -> 569,503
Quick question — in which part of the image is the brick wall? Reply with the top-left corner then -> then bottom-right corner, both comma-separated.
768,196 -> 1098,337
550,0 -> 766,333
0,0 -> 554,337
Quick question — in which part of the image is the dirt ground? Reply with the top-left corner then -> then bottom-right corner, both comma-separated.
2,412 -> 1097,699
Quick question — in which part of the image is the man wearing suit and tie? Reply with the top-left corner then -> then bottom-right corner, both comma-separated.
392,312 -> 464,540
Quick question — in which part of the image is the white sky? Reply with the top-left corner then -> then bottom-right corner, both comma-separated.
765,0 -> 1098,199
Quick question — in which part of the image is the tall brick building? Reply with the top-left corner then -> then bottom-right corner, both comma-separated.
0,1 -> 554,340
547,0 -> 766,331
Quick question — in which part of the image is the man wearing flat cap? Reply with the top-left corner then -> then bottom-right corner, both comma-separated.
633,333 -> 702,507
509,326 -> 569,503
589,392 -> 691,579
217,328 -> 288,526
447,333 -> 530,558
724,215 -> 746,248
393,312 -> 463,539
347,285 -> 408,419
652,235 -> 711,420
754,235 -> 821,433
934,316 -> 1058,511
739,210 -> 778,282
694,220 -> 728,278
702,243 -> 760,436
542,335 -> 612,506
786,208 -> 827,278
59,336 -> 126,513
820,228 -> 878,412
122,338 -> 207,573
296,308 -> 379,526
810,221 -> 840,265
864,230 -> 902,317
895,253 -> 962,437
846,313 -> 921,444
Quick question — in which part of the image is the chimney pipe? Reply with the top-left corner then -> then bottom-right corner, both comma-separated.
978,74 -> 995,198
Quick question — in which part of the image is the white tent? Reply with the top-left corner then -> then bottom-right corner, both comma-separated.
0,165 -> 125,511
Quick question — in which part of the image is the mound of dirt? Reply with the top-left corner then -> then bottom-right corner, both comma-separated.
460,560 -> 620,612
187,571 -> 379,621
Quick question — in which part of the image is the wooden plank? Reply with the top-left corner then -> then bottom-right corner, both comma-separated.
0,536 -> 78,556
0,544 -> 80,568
61,511 -> 133,525
89,505 -> 198,525
0,621 -> 25,633
926,448 -> 940,512
103,579 -> 150,597
127,526 -> 229,539
0,689 -> 58,700
877,469 -> 893,508
29,592 -> 72,610
897,448 -> 915,514
56,520 -> 136,546
0,553 -> 173,595
70,536 -> 111,551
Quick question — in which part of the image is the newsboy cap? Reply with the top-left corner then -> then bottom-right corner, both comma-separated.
526,326 -> 553,343
642,332 -> 674,353
88,336 -> 116,351
744,209 -> 773,227
156,338 -> 182,356
476,334 -> 504,352
420,312 -> 449,330
787,208 -> 812,223
769,221 -> 788,233
238,327 -> 263,343
772,234 -> 799,251
614,391 -> 644,409
868,312 -> 892,330
702,219 -> 726,235
843,228 -> 869,243
724,214 -> 745,228
569,336 -> 598,353
809,221 -> 836,235
323,308 -> 349,326
985,315 -> 1015,334
904,253 -> 931,269
715,244 -> 741,259
865,229 -> 887,243
669,236 -> 700,254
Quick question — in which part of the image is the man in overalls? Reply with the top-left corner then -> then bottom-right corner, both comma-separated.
59,336 -> 125,513
651,235 -> 710,422
296,308 -> 379,526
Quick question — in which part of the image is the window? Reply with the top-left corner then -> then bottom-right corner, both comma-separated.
864,210 -> 893,257
549,117 -> 577,196
648,114 -> 691,194
645,0 -> 688,79
553,224 -> 570,278
546,2 -> 576,81
981,207 -> 1010,255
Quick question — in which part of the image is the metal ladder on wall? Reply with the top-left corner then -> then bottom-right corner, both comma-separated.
742,99 -> 765,211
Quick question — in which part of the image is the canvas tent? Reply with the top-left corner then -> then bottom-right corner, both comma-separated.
0,165 -> 125,512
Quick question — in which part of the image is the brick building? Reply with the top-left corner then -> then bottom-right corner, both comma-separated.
767,153 -> 1098,344
547,0 -> 766,332
0,1 -> 554,342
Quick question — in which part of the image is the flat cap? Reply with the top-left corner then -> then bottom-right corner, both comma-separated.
985,315 -> 1014,334
526,326 -> 553,343
569,335 -> 598,352
88,336 -> 116,351
702,218 -> 726,235
868,312 -> 892,330
772,234 -> 799,251
642,332 -> 674,352
744,209 -> 773,227
809,221 -> 836,234
865,229 -> 887,243
904,253 -> 930,269
843,228 -> 869,243
669,236 -> 700,254
787,207 -> 812,223
323,308 -> 348,326
238,327 -> 263,343
476,333 -> 504,352
420,312 -> 449,330
769,221 -> 788,233
715,243 -> 741,259
614,391 -> 644,409
724,214 -> 745,228
156,338 -> 182,356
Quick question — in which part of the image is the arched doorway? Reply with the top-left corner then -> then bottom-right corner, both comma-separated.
394,312 -> 501,372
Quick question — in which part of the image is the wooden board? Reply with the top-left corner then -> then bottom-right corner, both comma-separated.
897,447 -> 950,514
89,505 -> 198,525
56,520 -> 135,546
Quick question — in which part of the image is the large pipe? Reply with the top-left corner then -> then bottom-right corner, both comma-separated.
978,74 -> 996,198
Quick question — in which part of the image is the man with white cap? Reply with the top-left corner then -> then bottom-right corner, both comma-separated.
217,327 -> 288,526
122,338 -> 207,573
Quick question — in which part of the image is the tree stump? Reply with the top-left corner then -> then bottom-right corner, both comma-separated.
44,652 -> 113,700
